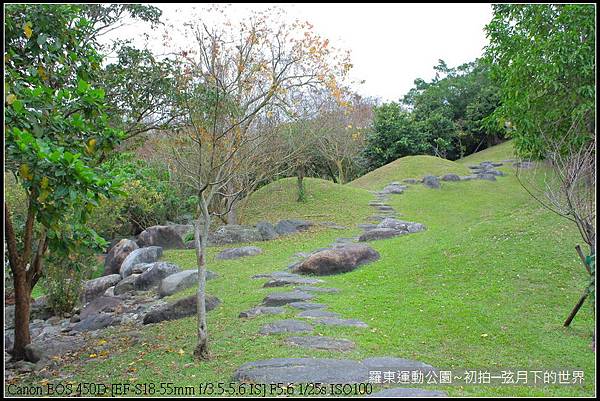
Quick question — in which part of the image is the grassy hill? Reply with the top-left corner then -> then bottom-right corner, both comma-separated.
61,142 -> 594,397
350,155 -> 471,190
238,177 -> 374,226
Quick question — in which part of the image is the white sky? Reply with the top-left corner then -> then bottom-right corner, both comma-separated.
107,3 -> 493,103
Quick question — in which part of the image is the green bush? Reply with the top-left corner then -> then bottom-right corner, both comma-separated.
44,252 -> 96,316
89,153 -> 195,239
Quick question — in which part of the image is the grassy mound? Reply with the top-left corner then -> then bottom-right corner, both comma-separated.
457,140 -> 516,165
238,177 -> 373,226
350,155 -> 470,190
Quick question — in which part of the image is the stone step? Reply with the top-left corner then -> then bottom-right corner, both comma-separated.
262,291 -> 314,306
259,319 -> 313,335
283,336 -> 355,351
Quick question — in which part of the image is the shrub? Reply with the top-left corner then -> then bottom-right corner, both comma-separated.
44,252 -> 97,316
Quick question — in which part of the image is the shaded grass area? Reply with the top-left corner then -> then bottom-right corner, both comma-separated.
349,155 -> 470,190
25,143 -> 594,397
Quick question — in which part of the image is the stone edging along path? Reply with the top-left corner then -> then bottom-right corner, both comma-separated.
232,163 -> 510,395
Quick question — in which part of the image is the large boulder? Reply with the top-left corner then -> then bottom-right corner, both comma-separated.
256,221 -> 278,241
209,225 -> 263,245
136,226 -> 185,249
275,219 -> 313,235
80,296 -> 123,319
291,244 -> 380,276
120,246 -> 163,278
422,175 -> 440,189
166,223 -> 194,240
133,262 -> 181,291
142,294 -> 220,324
113,274 -> 140,296
24,335 -> 86,363
103,239 -> 138,276
157,269 -> 218,298
216,246 -> 262,260
83,274 -> 122,302
71,313 -> 117,332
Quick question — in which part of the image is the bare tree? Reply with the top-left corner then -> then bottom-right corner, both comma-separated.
516,123 -> 595,326
170,7 -> 351,359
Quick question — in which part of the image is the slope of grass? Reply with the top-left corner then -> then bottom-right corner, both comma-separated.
21,142 -> 594,397
238,177 -> 374,226
458,140 -> 516,165
350,155 -> 470,190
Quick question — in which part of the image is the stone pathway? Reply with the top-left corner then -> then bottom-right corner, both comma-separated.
235,180 -> 448,395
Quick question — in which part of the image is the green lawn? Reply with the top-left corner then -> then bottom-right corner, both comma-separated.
42,142 -> 595,396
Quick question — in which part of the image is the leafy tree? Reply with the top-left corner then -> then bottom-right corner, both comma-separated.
363,102 -> 430,169
4,4 -> 123,360
484,4 -> 595,159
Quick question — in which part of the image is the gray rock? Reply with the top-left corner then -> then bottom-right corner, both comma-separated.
284,336 -> 355,351
131,263 -> 153,274
422,175 -> 440,189
297,310 -> 340,319
252,271 -> 304,280
83,274 -> 122,302
142,294 -> 220,324
377,218 -> 426,234
382,183 -> 406,194
459,175 -> 478,181
263,291 -> 314,306
291,244 -> 380,276
166,223 -> 194,240
158,269 -> 217,298
71,313 -> 117,332
113,274 -> 139,296
24,335 -> 86,363
134,262 -> 181,291
287,302 -> 328,310
103,239 -> 138,276
294,286 -> 339,293
216,246 -> 262,260
403,178 -> 419,184
441,173 -> 460,182
239,306 -> 286,318
120,246 -> 163,278
477,173 -> 497,181
513,161 -> 534,169
136,225 -> 186,249
314,317 -> 368,328
80,296 -> 123,319
209,225 -> 263,245
5,305 -> 15,329
233,357 -> 436,384
376,205 -> 395,211
104,286 -> 115,297
367,388 -> 447,397
30,296 -> 53,321
275,219 -> 313,235
358,228 -> 406,242
256,221 -> 278,241
259,319 -> 313,335
263,277 -> 324,287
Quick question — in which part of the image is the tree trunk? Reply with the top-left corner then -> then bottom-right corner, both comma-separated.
335,160 -> 345,184
193,201 -> 210,360
11,268 -> 31,360
297,165 -> 306,202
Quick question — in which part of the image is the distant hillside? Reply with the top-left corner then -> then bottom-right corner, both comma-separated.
349,155 -> 470,190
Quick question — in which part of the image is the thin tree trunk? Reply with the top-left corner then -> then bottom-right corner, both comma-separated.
297,165 -> 306,202
226,182 -> 238,225
335,160 -> 345,184
193,200 -> 210,360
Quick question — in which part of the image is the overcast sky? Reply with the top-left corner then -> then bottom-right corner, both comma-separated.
108,3 -> 493,102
